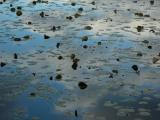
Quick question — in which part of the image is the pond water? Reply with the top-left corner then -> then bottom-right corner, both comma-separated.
0,0 -> 160,120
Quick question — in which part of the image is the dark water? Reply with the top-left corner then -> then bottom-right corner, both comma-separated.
0,0 -> 160,120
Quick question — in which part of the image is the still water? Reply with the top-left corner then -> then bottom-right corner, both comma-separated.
0,0 -> 160,120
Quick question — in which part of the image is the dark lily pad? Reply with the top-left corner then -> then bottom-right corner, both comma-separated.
73,58 -> 79,63
14,37 -> 21,41
81,36 -> 88,41
40,11 -> 44,17
16,10 -> 22,16
75,110 -> 78,117
14,53 -> 18,59
44,34 -> 50,39
58,56 -> 63,60
83,45 -> 88,49
49,76 -> 53,80
112,69 -> 118,74
27,21 -> 32,25
66,16 -> 73,20
137,52 -> 143,56
30,92 -> 36,97
144,14 -> 150,17
91,1 -> 95,5
136,26 -> 144,32
78,7 -> 83,12
56,43 -> 60,48
72,62 -> 78,70
84,26 -> 93,30
56,26 -> 61,30
32,73 -> 36,76
135,12 -> 143,17
109,73 -> 113,78
55,74 -> 62,80
51,26 -> 56,31
78,82 -> 88,89
148,45 -> 152,49
97,42 -> 102,45
17,6 -> 22,10
32,1 -> 36,5
114,9 -> 117,14
71,2 -> 76,6
150,0 -> 154,5
10,7 -> 16,12
74,13 -> 81,18
116,58 -> 120,61
132,65 -> 139,72
0,62 -> 6,67
23,35 -> 31,40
